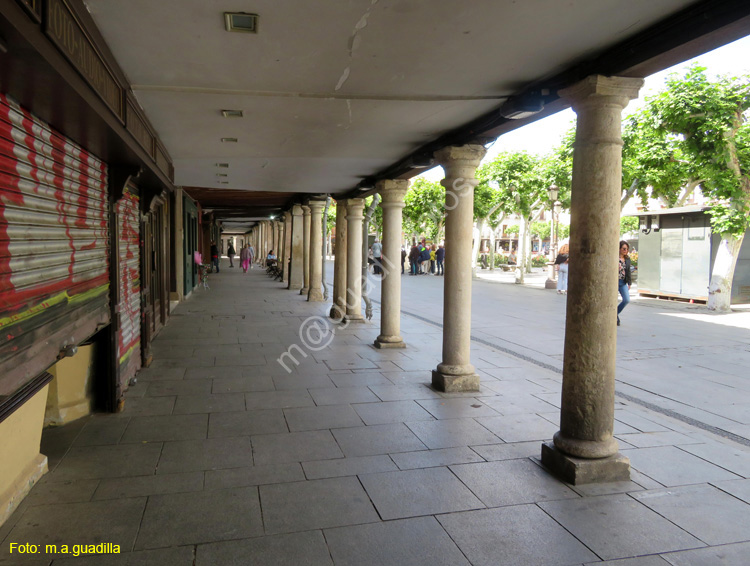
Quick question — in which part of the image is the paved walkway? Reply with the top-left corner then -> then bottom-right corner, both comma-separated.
2,260 -> 750,565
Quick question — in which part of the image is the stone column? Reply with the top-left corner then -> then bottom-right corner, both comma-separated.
307,200 -> 326,302
274,221 -> 281,256
541,75 -> 643,485
289,205 -> 304,290
432,144 -> 486,392
300,205 -> 311,295
375,180 -> 408,349
344,198 -> 365,322
282,212 -> 292,283
330,200 -> 348,319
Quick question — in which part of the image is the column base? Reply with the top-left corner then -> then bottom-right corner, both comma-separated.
344,314 -> 365,323
289,284 -> 302,291
540,441 -> 630,485
299,287 -> 309,295
307,289 -> 324,302
431,369 -> 480,392
545,278 -> 558,289
329,305 -> 346,320
374,336 -> 406,349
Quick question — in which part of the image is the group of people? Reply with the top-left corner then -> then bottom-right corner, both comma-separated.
406,240 -> 444,276
209,240 -> 257,274
552,239 -> 633,326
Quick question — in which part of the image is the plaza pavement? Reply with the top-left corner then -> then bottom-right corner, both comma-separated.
1,259 -> 749,565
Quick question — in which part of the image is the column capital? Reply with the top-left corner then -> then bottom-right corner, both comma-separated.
292,204 -> 303,216
559,75 -> 644,109
301,204 -> 311,215
343,198 -> 365,218
334,198 -> 348,209
307,199 -> 327,213
434,144 -> 486,172
376,179 -> 409,206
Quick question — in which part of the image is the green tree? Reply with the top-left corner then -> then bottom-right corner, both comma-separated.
637,66 -> 750,310
403,177 -> 445,242
620,216 -> 639,236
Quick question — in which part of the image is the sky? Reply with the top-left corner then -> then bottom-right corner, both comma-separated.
419,34 -> 750,182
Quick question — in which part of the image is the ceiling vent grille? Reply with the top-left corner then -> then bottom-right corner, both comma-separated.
221,137 -> 238,143
221,109 -> 244,118
224,13 -> 258,33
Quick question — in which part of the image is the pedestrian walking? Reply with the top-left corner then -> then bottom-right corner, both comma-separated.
247,243 -> 255,269
430,245 -> 437,274
371,239 -> 383,275
401,247 -> 407,274
227,241 -> 236,268
436,244 -> 445,275
617,240 -> 633,326
409,244 -> 419,276
555,243 -> 569,294
419,242 -> 430,274
240,244 -> 253,273
210,241 -> 220,273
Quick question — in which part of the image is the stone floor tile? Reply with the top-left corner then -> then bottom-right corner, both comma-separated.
678,442 -> 750,478
72,417 -> 130,447
662,541 -> 750,566
244,390 -> 315,409
476,413 -> 559,442
0,498 -> 146,560
438,504 -> 598,566
208,409 -> 287,438
21,479 -> 99,507
283,404 -> 364,431
368,384 -> 442,402
135,487 -> 263,549
451,458 -> 579,507
204,463 -> 305,490
50,546 -> 195,566
711,478 -> 750,503
211,375 -> 275,393
632,484 -> 750,545
470,441 -> 537,461
196,531 -> 333,566
172,394 -> 246,415
145,379 -> 212,397
390,447 -> 485,470
359,467 -> 484,520
353,400 -> 434,425
331,423 -> 427,457
133,367 -> 187,381
416,397 -> 500,420
570,479 -> 646,497
120,414 -> 208,443
92,472 -> 204,501
325,516 -> 470,566
260,476 -> 379,534
184,366 -> 245,380
214,354 -> 267,367
324,357 -> 378,371
405,419 -> 501,449
327,372 -> 392,388
585,557 -> 671,566
44,443 -> 162,482
118,396 -> 176,417
623,446 -> 742,486
150,357 -> 215,369
308,386 -> 381,406
271,374 -> 337,390
614,431 -> 704,448
302,455 -> 398,479
613,409 -> 672,433
157,437 -> 254,474
539,494 -> 705,561
251,430 -> 343,465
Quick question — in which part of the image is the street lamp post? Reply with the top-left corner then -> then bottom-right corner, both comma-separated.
545,185 -> 559,289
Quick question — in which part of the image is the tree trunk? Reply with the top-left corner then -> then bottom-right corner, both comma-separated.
525,217 -> 533,274
471,219 -> 484,278
707,232 -> 744,311
515,218 -> 526,284
489,228 -> 496,271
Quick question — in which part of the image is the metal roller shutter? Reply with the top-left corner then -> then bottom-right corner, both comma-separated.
0,93 -> 110,398
115,186 -> 140,388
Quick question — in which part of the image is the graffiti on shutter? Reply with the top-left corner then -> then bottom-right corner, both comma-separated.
116,186 -> 140,385
0,93 -> 110,396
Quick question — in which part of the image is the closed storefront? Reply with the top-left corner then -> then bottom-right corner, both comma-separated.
0,93 -> 110,401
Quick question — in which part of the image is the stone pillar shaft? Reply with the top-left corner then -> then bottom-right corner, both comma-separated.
375,180 -> 408,348
308,200 -> 325,302
432,145 -> 486,392
344,199 -> 365,321
289,205 -> 304,290
331,201 -> 348,318
283,213 -> 292,283
542,75 -> 643,485
300,205 -> 311,294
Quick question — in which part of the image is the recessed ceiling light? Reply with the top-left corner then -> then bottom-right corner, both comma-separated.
216,163 -> 229,168
219,181 -> 230,184
221,137 -> 238,143
221,109 -> 244,118
217,173 -> 228,177
224,12 -> 258,33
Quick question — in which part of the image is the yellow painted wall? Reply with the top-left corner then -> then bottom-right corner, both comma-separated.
45,344 -> 94,426
0,386 -> 49,526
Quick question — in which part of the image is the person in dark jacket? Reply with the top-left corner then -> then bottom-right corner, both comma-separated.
227,241 -> 236,267
617,240 -> 633,326
436,244 -> 445,275
210,241 -> 219,273
401,247 -> 407,274
408,244 -> 419,275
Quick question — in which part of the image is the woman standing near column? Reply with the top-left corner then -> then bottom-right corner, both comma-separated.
617,240 -> 632,326
555,243 -> 569,295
